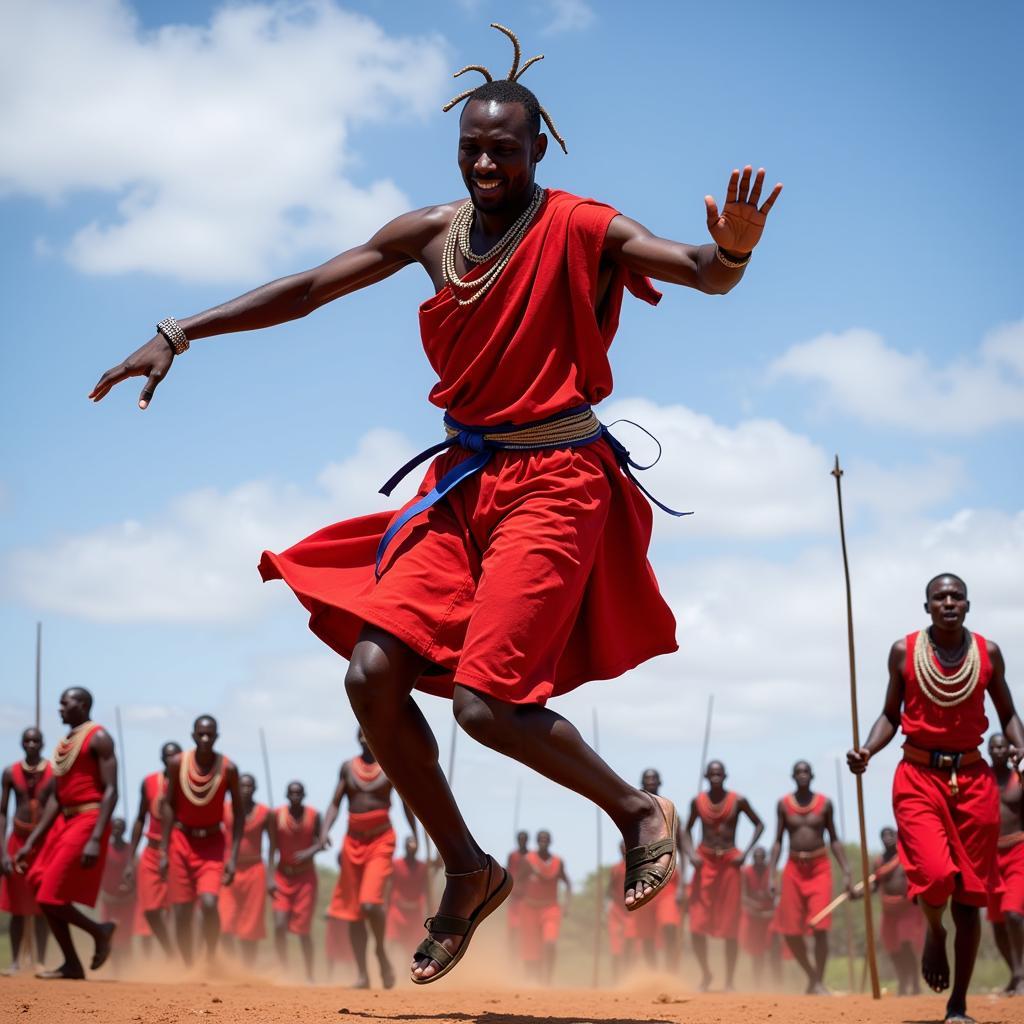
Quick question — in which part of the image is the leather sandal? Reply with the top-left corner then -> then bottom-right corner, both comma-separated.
624,793 -> 678,912
411,854 -> 512,985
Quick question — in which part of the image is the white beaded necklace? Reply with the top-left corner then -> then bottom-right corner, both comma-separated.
52,722 -> 95,776
442,186 -> 545,307
179,750 -> 225,807
913,629 -> 981,708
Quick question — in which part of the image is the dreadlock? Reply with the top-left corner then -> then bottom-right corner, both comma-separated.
443,23 -> 568,155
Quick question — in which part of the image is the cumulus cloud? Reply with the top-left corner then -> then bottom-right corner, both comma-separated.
0,1 -> 448,282
542,0 -> 596,34
768,320 -> 1024,435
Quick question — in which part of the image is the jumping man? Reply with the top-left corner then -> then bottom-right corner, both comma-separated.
90,22 -> 781,983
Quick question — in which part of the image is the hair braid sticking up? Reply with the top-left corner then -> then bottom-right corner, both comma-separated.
442,23 -> 568,155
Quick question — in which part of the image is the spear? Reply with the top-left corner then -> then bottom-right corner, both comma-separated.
697,694 -> 714,790
831,455 -> 880,999
115,706 -> 129,821
35,622 -> 42,730
259,727 -> 275,805
592,707 -> 602,988
834,757 -> 856,992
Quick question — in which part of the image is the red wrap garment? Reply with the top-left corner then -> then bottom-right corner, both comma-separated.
771,795 -> 833,936
220,802 -> 268,941
0,760 -> 53,916
133,771 -> 168,934
29,724 -> 110,907
739,863 -> 775,955
328,809 -> 396,921
168,754 -> 231,905
688,791 -> 742,939
99,841 -> 135,946
520,851 -> 563,962
506,848 -> 528,933
894,630 -> 999,908
259,190 -> 677,706
385,855 -> 428,947
272,804 -> 318,935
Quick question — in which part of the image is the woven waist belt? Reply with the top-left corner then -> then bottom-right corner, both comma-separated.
902,743 -> 982,797
789,846 -> 828,863
374,404 -> 690,577
278,860 -> 314,878
61,801 -> 101,818
699,844 -> 740,861
174,821 -> 223,840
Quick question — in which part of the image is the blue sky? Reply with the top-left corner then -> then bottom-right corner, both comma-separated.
2,0 -> 1022,881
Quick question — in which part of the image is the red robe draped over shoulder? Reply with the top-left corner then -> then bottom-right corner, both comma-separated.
259,190 -> 678,704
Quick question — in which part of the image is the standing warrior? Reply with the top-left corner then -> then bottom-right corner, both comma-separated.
90,22 -> 781,983
272,780 -> 321,982
125,740 -> 181,956
220,772 -> 272,965
0,727 -> 53,975
505,829 -> 530,959
682,760 -> 764,991
162,715 -> 243,966
606,842 -> 637,979
739,846 -> 776,986
769,760 -> 851,995
18,688 -> 118,980
386,836 -> 430,953
875,825 -> 924,996
520,829 -> 570,985
848,573 -> 1023,1024
988,733 -> 1024,995
322,731 -> 416,989
98,816 -> 136,971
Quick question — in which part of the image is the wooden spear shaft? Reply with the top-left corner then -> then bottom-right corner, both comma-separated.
834,757 -> 856,992
115,706 -> 129,821
35,622 -> 42,730
592,707 -> 603,989
259,728 -> 274,805
697,694 -> 714,791
832,455 -> 881,999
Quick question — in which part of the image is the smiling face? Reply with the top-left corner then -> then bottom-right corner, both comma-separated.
458,99 -> 546,215
925,575 -> 970,631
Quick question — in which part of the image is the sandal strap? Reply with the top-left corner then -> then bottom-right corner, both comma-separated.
625,837 -> 674,870
424,913 -> 471,936
625,865 -> 666,891
415,936 -> 454,969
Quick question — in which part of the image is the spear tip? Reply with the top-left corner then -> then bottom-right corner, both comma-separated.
831,454 -> 843,480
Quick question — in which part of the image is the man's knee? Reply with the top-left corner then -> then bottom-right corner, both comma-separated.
345,645 -> 409,717
199,894 -> 219,914
360,902 -> 382,920
453,686 -> 513,748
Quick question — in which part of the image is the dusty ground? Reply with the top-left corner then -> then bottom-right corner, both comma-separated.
5,976 -> 1024,1024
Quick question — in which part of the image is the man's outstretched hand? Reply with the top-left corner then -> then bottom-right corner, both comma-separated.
705,166 -> 783,255
89,335 -> 174,410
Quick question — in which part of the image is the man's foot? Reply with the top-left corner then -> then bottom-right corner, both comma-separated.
697,972 -> 712,992
1,963 -> 22,977
922,925 -> 950,992
805,980 -> 831,995
1013,977 -> 1024,997
411,854 -> 511,984
90,922 -> 116,971
622,793 -> 677,910
351,974 -> 370,989
377,949 -> 395,990
36,964 -> 86,981
944,999 -> 975,1024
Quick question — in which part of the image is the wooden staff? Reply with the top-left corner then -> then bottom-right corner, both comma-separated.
259,727 -> 275,805
697,694 -> 714,790
831,455 -> 880,999
592,707 -> 602,988
834,757 -> 856,991
115,706 -> 130,821
35,622 -> 42,730
808,872 -> 877,927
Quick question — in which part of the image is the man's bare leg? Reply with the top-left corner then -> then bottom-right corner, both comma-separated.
299,933 -> 314,983
919,899 -> 951,993
811,931 -> 829,993
993,920 -> 1015,992
691,932 -> 713,990
724,936 -> 739,990
144,908 -> 173,957
542,940 -> 556,985
946,901 -> 980,1021
345,628 -> 673,982
33,915 -> 49,967
174,902 -> 194,966
349,919 -> 371,988
782,934 -> 816,993
362,902 -> 393,989
198,893 -> 220,959
1006,910 -> 1024,995
3,915 -> 26,974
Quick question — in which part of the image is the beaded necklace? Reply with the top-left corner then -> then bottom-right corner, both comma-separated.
442,186 -> 546,307
785,793 -> 822,815
698,790 -> 735,823
52,721 -> 95,776
20,759 -> 47,774
351,755 -> 383,787
913,629 -> 980,708
179,750 -> 225,807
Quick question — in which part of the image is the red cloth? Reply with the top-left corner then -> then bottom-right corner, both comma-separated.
386,856 -> 428,946
259,191 -> 677,707
1,832 -> 41,916
325,915 -> 353,964
99,843 -> 135,946
141,772 -> 166,843
54,725 -> 104,806
519,903 -> 561,962
221,860 -> 267,940
135,843 -> 168,914
507,849 -> 528,933
688,846 -> 742,939
168,828 -> 224,904
327,810 -> 395,921
900,631 -> 993,752
524,852 -> 562,905
224,802 -> 268,864
271,805 -> 318,935
607,861 -> 634,955
893,759 -> 999,908
632,880 -> 681,943
880,894 -> 926,954
989,838 -> 1024,922
28,810 -> 110,908
771,853 -> 832,935
173,754 -> 231,829
740,864 -> 774,956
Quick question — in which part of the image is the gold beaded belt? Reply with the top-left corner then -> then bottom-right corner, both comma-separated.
61,801 -> 101,818
902,742 -> 982,797
174,822 -> 223,840
789,846 -> 828,862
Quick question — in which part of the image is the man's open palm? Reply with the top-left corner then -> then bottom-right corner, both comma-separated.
705,165 -> 782,255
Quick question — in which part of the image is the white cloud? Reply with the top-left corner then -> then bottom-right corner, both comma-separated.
542,0 -> 596,34
0,1 -> 448,283
768,320 -> 1024,434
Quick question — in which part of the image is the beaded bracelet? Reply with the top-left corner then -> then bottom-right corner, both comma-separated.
156,317 -> 189,355
714,246 -> 752,270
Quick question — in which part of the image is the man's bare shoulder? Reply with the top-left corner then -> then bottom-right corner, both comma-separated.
890,636 -> 909,658
376,201 -> 462,247
984,636 -> 1002,659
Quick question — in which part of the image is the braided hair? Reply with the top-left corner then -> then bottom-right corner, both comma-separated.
443,23 -> 568,155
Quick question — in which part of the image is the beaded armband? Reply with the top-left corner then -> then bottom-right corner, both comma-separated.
156,317 -> 189,355
714,246 -> 752,270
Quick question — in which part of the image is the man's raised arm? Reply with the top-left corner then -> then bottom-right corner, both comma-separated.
603,165 -> 782,295
89,206 -> 447,409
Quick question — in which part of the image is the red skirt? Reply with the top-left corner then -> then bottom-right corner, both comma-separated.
880,894 -> 926,953
220,860 -> 266,940
771,854 -> 832,936
327,813 -> 395,921
28,811 -> 110,908
519,902 -> 561,962
988,838 -> 1024,923
688,848 -> 742,939
0,832 -> 41,916
740,910 -> 773,955
259,441 -> 677,706
272,868 -> 317,935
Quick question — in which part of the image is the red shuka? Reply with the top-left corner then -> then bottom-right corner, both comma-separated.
0,761 -> 53,916
259,190 -> 678,705
141,771 -> 166,842
385,856 -> 428,945
224,803 -> 269,865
